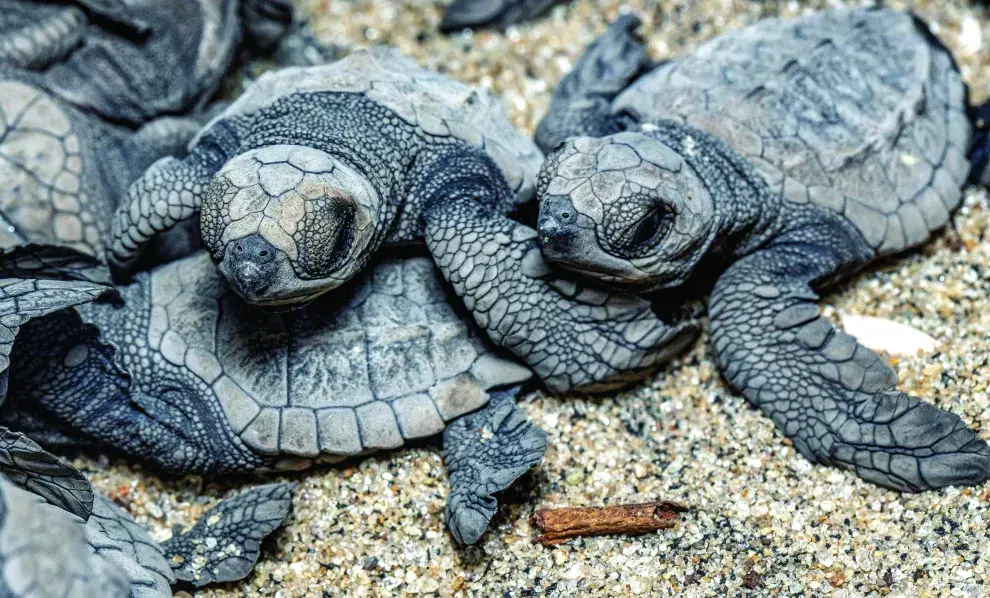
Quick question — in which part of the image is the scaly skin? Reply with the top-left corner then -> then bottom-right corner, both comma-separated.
534,11 -> 990,491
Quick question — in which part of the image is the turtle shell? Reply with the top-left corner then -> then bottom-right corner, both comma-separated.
139,252 -> 531,458
613,8 -> 971,256
205,46 -> 544,203
0,77 -> 119,258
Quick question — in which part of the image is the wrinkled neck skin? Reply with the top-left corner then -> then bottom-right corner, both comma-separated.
633,119 -> 870,291
638,120 -> 788,262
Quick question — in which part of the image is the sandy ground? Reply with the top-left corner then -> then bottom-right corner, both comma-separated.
82,0 -> 990,595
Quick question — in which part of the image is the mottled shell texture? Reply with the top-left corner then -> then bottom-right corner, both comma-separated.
614,8 -> 971,255
139,254 -> 531,457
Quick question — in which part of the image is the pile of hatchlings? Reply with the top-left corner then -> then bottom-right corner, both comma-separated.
1,0 -> 988,595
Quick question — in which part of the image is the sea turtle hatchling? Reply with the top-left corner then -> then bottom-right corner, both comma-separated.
534,9 -> 990,491
107,46 -> 698,393
0,248 -> 291,595
0,0 -> 294,267
3,249 -> 550,545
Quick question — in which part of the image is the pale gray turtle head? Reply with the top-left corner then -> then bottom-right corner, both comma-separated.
537,132 -> 717,290
202,146 -> 384,308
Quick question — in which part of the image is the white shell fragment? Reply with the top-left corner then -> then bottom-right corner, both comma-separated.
839,312 -> 939,357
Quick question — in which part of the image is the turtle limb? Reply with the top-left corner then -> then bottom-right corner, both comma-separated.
0,477 -> 130,598
440,0 -> 558,33
0,4 -> 87,71
710,243 -> 990,492
85,494 -> 175,598
420,149 -> 698,393
442,387 -> 546,545
534,14 -> 650,153
968,100 -> 990,186
132,117 -> 204,162
163,483 -> 292,587
110,125 -> 237,274
0,427 -> 93,520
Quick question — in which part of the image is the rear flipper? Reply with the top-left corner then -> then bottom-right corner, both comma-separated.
163,483 -> 293,587
968,100 -> 990,186
442,388 -> 547,545
534,14 -> 650,153
440,0 -> 558,32
85,494 -> 175,597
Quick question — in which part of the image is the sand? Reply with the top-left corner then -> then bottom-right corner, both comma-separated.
82,0 -> 990,595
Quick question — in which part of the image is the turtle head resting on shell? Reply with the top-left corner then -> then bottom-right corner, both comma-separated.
201,146 -> 382,308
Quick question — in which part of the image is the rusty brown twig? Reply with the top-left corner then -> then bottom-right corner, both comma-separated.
529,500 -> 688,546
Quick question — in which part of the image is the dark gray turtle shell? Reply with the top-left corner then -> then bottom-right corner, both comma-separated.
199,46 -> 545,204
612,8 -> 971,255
82,253 -> 532,459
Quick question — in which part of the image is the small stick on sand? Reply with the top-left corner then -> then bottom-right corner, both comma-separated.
530,500 -> 688,546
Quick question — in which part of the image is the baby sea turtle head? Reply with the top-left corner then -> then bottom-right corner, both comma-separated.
536,132 -> 716,291
200,145 -> 383,308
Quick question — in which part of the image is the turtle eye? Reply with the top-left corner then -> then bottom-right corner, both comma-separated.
629,209 -> 668,248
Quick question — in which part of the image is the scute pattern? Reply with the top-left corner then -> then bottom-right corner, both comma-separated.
145,253 -> 531,457
202,46 -> 544,202
0,478 -> 130,598
84,495 -> 174,598
613,8 -> 971,255
0,80 -> 102,255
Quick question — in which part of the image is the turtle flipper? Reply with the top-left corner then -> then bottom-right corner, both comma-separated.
84,494 -> 175,597
0,243 -> 110,285
109,131 -> 232,274
421,149 -> 697,393
442,388 -> 546,545
0,476 -> 131,598
534,14 -> 650,153
711,245 -> 990,492
0,427 -> 93,520
163,483 -> 292,587
440,0 -> 557,32
0,4 -> 87,71
968,100 -> 990,186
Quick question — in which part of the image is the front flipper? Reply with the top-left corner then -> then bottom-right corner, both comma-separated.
440,0 -> 558,32
442,388 -> 547,545
0,477 -> 130,598
162,483 -> 292,587
109,130 -> 232,274
421,151 -> 697,392
0,243 -> 110,285
0,427 -> 93,520
0,4 -> 87,70
534,14 -> 650,153
85,494 -> 175,597
711,245 -> 990,491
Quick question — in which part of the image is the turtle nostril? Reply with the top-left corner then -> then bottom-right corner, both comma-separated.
230,234 -> 278,266
560,211 -> 571,219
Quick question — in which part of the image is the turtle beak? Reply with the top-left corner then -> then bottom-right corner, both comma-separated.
219,234 -> 281,302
